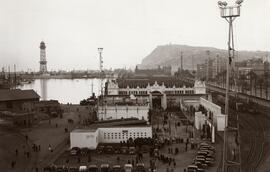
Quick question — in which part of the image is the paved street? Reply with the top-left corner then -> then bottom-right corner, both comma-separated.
0,105 -> 92,172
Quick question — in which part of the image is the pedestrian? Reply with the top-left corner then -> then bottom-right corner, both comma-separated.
88,155 -> 91,162
15,149 -> 18,156
166,166 -> 170,172
233,149 -> 236,160
173,161 -> 176,168
35,167 -> 39,172
27,152 -> 30,158
11,161 -> 14,168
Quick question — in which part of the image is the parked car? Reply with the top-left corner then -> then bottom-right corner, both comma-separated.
81,147 -> 90,156
199,146 -> 215,153
112,165 -> 122,172
205,158 -> 215,166
69,166 -> 79,172
136,163 -> 145,172
194,158 -> 207,168
140,145 -> 149,153
56,165 -> 64,172
124,164 -> 133,172
121,146 -> 129,154
79,165 -> 88,172
187,165 -> 198,172
70,147 -> 81,156
101,164 -> 110,172
43,166 -> 51,172
88,165 -> 99,172
105,146 -> 114,154
129,147 -> 136,155
97,145 -> 105,154
114,147 -> 121,154
193,161 -> 206,169
197,151 -> 208,157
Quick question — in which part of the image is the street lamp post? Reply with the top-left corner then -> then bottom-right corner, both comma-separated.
218,1 -> 243,172
98,47 -> 104,119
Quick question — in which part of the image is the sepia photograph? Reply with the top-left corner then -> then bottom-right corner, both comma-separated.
0,0 -> 269,172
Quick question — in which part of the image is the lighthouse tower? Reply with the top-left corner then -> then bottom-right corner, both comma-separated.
39,41 -> 47,74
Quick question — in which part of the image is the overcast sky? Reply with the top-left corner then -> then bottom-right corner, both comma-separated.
0,0 -> 269,71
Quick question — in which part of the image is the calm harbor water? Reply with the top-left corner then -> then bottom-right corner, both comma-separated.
18,79 -> 101,104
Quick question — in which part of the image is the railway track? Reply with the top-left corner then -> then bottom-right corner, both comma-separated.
239,113 -> 267,172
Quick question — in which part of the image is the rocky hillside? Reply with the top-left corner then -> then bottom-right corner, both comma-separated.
139,44 -> 269,70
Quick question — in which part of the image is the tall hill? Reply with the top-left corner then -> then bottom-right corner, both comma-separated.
139,44 -> 269,70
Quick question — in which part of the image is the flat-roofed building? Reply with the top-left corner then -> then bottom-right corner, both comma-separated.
70,119 -> 152,149
98,105 -> 149,121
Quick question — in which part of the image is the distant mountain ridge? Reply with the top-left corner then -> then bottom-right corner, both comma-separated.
139,44 -> 269,70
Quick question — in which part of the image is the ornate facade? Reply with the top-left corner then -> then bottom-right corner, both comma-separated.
105,77 -> 206,110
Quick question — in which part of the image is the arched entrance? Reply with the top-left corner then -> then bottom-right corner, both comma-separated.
151,91 -> 162,109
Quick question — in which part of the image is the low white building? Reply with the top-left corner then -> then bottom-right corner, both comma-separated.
70,120 -> 152,149
199,97 -> 226,131
70,129 -> 99,150
99,126 -> 152,143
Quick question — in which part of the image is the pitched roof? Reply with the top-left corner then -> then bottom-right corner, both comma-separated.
0,89 -> 40,102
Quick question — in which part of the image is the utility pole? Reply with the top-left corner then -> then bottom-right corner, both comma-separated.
206,50 -> 210,82
180,51 -> 183,72
14,64 -> 16,89
8,66 -> 11,88
192,55 -> 194,71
